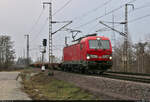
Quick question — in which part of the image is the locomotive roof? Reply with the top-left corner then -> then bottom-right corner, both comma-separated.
64,36 -> 110,48
81,36 -> 110,42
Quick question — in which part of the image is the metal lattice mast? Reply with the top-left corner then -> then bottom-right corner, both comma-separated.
124,4 -> 134,72
43,3 -> 72,66
124,4 -> 128,72
49,3 -> 53,64
112,14 -> 117,71
43,2 -> 52,64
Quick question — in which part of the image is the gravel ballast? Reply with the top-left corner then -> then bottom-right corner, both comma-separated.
53,71 -> 150,100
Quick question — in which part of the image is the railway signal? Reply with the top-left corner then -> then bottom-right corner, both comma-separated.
41,39 -> 47,72
43,39 -> 47,47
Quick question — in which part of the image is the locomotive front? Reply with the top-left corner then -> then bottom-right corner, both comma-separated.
82,36 -> 112,71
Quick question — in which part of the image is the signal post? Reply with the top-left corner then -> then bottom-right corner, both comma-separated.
41,39 -> 47,72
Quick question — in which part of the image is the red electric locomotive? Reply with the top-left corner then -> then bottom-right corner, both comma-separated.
61,34 -> 112,74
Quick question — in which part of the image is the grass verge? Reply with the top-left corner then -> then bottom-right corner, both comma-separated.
21,71 -> 98,100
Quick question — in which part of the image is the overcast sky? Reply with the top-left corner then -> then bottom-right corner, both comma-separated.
0,0 -> 150,62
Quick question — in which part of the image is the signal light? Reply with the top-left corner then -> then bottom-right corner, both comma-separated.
43,39 -> 47,46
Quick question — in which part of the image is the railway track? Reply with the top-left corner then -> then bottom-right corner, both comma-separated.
106,71 -> 150,79
101,72 -> 150,84
58,69 -> 150,84
107,71 -> 150,77
35,67 -> 150,84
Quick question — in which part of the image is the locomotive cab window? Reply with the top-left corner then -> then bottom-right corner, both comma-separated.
89,40 -> 110,49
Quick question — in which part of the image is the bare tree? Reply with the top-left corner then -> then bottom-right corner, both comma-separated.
0,35 -> 15,68
112,38 -> 139,73
112,39 -> 124,72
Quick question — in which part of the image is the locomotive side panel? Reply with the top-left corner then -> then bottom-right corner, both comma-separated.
80,41 -> 88,61
63,43 -> 81,62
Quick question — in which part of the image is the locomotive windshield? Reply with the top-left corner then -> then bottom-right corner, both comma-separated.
89,40 -> 110,49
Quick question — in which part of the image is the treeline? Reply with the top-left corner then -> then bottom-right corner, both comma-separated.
0,35 -> 15,68
112,38 -> 150,74
16,57 -> 32,65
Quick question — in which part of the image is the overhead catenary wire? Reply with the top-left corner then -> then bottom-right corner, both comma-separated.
95,13 -> 150,37
31,18 -> 48,45
28,9 -> 45,34
53,0 -> 72,16
129,2 -> 150,13
103,1 -> 150,25
96,24 -> 121,32
69,0 -> 113,37
115,2 -> 150,20
96,13 -> 150,36
87,23 -> 100,34
73,0 -> 138,29
72,0 -> 112,21
99,21 -> 125,24
96,11 -> 150,30
95,1 -> 150,34
96,1 -> 150,33
129,13 -> 150,23
96,12 -> 150,38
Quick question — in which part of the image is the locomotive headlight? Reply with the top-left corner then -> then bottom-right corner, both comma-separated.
87,56 -> 90,59
102,55 -> 112,59
97,38 -> 101,40
87,54 -> 98,59
109,56 -> 112,60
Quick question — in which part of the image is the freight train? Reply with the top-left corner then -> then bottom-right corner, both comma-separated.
30,34 -> 113,74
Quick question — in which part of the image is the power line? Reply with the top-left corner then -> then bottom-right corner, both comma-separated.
72,0 -> 112,21
99,21 -> 125,24
31,18 -> 48,45
113,2 -> 150,22
73,0 -> 138,29
28,9 -> 45,33
96,24 -> 121,32
115,2 -> 150,20
87,23 -> 99,34
129,2 -> 150,13
53,0 -> 72,16
96,8 -> 150,34
129,13 -> 150,23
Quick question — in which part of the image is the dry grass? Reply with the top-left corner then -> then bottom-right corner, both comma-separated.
21,71 -> 98,100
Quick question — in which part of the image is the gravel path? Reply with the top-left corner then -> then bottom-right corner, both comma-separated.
0,72 -> 31,100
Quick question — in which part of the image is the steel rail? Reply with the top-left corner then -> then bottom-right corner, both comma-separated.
106,71 -> 150,77
101,73 -> 150,84
58,68 -> 150,84
32,66 -> 150,84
